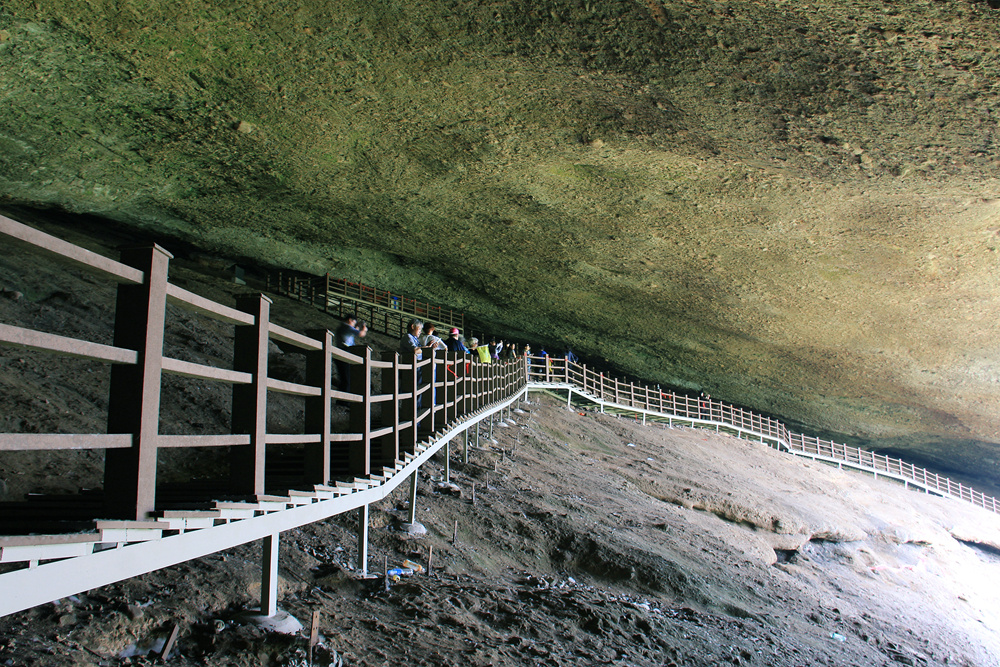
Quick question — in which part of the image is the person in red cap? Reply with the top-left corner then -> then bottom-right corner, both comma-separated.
445,327 -> 468,354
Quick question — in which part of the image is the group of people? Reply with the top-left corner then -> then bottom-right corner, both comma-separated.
333,313 -> 581,394
335,313 -> 715,421
398,319 -> 522,365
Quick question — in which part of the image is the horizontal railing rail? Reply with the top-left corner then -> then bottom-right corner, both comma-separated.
526,356 -> 1000,514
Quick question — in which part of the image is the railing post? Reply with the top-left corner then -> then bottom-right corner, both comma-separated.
323,274 -> 330,313
104,244 -> 172,520
304,329 -> 333,485
492,362 -> 498,405
376,351 -> 399,469
458,354 -> 470,419
345,345 -> 371,476
426,350 -> 439,434
231,294 -> 271,495
399,352 -> 419,454
445,353 -> 458,424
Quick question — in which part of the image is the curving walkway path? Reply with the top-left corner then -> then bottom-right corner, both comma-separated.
528,376 -> 998,512
0,392 -> 526,617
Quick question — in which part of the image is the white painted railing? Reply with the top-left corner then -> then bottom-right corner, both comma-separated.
526,356 -> 999,515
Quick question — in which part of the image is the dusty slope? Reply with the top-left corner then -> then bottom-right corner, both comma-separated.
2,1 -> 1000,483
2,397 -> 999,666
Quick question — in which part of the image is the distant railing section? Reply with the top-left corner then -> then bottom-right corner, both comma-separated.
527,355 -> 1000,514
0,213 -> 519,525
784,432 -> 997,512
267,272 -> 464,330
531,355 -> 788,444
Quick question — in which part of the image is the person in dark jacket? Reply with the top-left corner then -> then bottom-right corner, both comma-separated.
445,327 -> 468,354
334,314 -> 360,393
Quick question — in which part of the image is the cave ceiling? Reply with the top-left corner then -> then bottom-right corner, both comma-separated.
1,0 -> 1000,490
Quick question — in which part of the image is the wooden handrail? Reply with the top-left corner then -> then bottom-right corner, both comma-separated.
0,215 -> 518,522
0,213 -> 144,284
0,323 -> 138,364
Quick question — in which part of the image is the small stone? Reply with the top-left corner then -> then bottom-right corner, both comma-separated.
398,522 -> 427,537
236,121 -> 254,134
58,613 -> 77,627
434,481 -> 462,497
126,604 -> 144,621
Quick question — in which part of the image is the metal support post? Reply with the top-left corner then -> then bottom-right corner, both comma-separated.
444,440 -> 450,483
408,471 -> 419,524
261,533 -> 279,617
357,504 -> 369,576
463,429 -> 469,464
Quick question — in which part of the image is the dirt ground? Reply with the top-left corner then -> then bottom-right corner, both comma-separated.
1,221 -> 1000,666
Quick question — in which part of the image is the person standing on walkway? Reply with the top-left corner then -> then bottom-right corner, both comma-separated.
445,327 -> 468,354
420,322 -> 447,351
469,338 -> 492,363
334,314 -> 360,393
400,319 -> 432,409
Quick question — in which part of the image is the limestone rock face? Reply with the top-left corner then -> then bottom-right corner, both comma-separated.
1,1 -> 999,490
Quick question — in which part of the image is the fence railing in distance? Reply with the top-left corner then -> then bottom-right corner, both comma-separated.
266,271 -> 463,332
526,355 -> 999,515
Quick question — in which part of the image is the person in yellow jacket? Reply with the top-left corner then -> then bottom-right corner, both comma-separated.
468,337 -> 492,363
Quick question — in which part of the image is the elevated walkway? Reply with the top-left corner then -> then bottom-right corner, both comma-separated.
530,382 -> 789,450
527,381 -> 993,508
0,391 -> 525,617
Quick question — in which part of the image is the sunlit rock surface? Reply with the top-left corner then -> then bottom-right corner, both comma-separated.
1,0 -> 999,491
